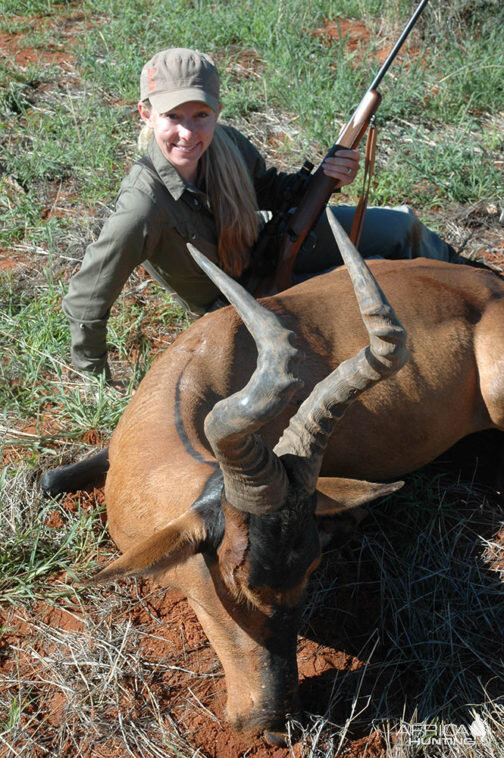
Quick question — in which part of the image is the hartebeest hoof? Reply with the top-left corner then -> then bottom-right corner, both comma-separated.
264,729 -> 289,747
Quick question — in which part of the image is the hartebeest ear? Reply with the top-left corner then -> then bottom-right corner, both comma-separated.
315,476 -> 404,515
84,509 -> 208,585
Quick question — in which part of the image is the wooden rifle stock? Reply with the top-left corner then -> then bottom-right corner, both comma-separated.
252,0 -> 430,296
272,88 -> 381,293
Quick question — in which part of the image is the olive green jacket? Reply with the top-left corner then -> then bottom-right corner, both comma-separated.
63,126 -> 295,376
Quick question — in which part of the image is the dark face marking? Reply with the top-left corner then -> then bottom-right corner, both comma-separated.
176,359 -> 319,615
201,488 -> 319,735
247,489 -> 321,593
239,604 -> 302,733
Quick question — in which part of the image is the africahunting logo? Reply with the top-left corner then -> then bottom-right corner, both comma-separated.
373,714 -> 490,749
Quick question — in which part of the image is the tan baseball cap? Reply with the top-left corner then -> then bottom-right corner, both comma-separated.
140,48 -> 220,113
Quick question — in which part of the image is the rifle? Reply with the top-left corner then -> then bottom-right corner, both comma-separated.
253,0 -> 430,295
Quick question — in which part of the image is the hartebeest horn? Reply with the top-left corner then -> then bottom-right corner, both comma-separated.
274,210 -> 409,493
187,244 -> 304,515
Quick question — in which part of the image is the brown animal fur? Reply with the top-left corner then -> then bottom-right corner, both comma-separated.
97,258 -> 504,735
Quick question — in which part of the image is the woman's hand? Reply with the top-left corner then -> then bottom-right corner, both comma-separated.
322,148 -> 360,187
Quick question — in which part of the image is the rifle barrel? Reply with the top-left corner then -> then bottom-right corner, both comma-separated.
369,0 -> 430,92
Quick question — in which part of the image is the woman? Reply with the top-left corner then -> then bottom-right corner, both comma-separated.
63,48 -> 456,381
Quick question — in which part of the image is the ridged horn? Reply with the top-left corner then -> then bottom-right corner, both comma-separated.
273,210 -> 409,493
187,244 -> 304,515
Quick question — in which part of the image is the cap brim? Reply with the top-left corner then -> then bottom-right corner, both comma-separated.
149,88 -> 220,114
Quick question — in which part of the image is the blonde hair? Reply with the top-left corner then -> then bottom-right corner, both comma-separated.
138,104 -> 259,277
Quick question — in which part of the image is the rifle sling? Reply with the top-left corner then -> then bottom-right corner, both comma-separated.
350,123 -> 377,249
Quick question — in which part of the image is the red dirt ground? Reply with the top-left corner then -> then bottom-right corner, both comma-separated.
0,497 -> 386,757
1,10 -> 503,758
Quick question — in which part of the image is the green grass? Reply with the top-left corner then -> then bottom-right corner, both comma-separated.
370,122 -> 503,207
2,0 -> 502,230
0,477 -> 109,605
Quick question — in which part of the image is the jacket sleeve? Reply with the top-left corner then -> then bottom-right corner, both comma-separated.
63,185 -> 162,376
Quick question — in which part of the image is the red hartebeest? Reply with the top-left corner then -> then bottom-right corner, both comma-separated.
42,212 -> 504,743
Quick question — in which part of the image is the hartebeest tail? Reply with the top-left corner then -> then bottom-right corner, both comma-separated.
42,448 -> 109,497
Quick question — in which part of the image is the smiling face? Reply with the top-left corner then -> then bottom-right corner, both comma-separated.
139,99 -> 220,183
